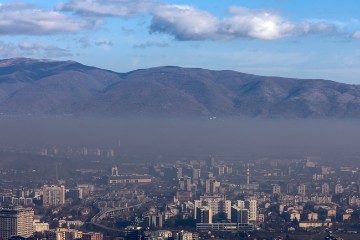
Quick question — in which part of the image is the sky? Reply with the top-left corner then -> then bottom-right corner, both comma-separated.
1,0 -> 360,83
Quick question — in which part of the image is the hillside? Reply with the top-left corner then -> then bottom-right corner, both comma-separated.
0,58 -> 359,118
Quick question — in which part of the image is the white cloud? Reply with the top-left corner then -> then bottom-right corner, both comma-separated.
150,5 -> 340,40
150,4 -> 220,40
95,40 -> 114,47
132,41 -> 168,48
220,7 -> 296,40
79,36 -> 91,48
0,3 -> 90,35
0,41 -> 20,58
0,0 -> 345,40
58,0 -> 341,41
57,0 -> 156,17
296,21 -> 338,35
77,37 -> 115,49
0,41 -> 72,58
18,42 -> 72,57
352,31 -> 360,39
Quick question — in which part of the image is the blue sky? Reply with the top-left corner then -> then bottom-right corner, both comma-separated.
1,0 -> 360,83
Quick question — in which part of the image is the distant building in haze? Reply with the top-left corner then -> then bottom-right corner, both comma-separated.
298,184 -> 306,196
322,183 -> 330,195
109,166 -> 152,184
273,185 -> 281,194
335,183 -> 343,194
42,185 -> 65,207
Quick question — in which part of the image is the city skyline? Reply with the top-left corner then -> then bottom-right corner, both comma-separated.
0,0 -> 360,83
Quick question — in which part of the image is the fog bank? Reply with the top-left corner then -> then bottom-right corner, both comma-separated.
0,117 -> 359,164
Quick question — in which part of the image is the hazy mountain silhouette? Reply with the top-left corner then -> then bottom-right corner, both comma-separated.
0,58 -> 359,118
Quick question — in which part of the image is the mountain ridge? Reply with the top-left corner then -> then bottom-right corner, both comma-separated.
0,57 -> 359,118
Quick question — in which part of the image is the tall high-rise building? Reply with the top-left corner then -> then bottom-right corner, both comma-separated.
107,149 -> 115,158
237,200 -> 257,222
206,156 -> 216,169
286,182 -> 297,194
81,147 -> 88,156
246,165 -> 250,185
111,166 -> 119,176
335,183 -> 343,194
144,213 -> 163,228
205,179 -> 220,194
179,177 -> 192,192
217,166 -> 225,176
42,185 -> 65,206
322,182 -> 330,195
237,200 -> 245,209
248,200 -> 257,221
176,168 -> 183,179
231,206 -> 249,224
0,207 -> 34,239
192,168 -> 200,183
298,184 -> 306,196
273,185 -> 281,194
226,166 -> 233,175
195,206 -> 212,224
194,195 -> 231,220
94,148 -> 101,156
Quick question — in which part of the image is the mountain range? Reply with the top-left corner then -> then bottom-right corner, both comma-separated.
0,57 -> 359,118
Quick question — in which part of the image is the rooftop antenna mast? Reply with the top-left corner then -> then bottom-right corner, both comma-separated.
246,164 -> 250,185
